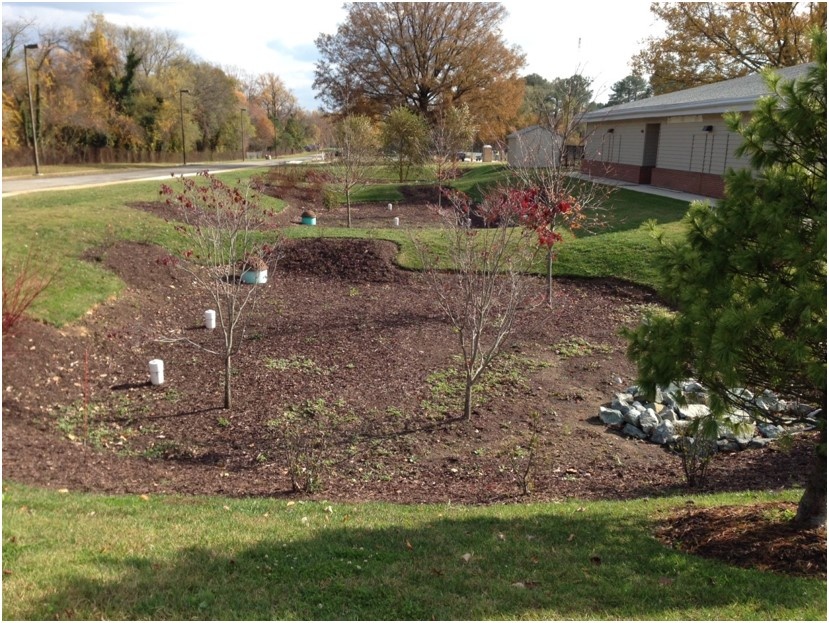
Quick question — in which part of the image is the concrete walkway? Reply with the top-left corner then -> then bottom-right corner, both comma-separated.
572,173 -> 717,205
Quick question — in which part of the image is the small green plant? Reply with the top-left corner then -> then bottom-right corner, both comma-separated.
267,399 -> 341,493
217,417 -> 231,428
553,337 -> 613,358
264,355 -> 320,373
502,412 -> 546,495
673,416 -> 719,487
163,388 -> 182,402
349,286 -> 361,297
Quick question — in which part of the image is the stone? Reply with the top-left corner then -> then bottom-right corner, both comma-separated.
622,423 -> 648,440
599,406 -> 624,426
678,404 -> 711,420
747,437 -> 773,449
758,423 -> 784,439
650,420 -> 675,445
717,439 -> 740,452
639,408 -> 660,434
622,409 -> 640,427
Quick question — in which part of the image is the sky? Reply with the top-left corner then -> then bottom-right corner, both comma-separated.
2,1 -> 666,110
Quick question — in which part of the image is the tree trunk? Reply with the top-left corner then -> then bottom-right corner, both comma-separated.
794,418 -> 826,527
463,379 -> 473,421
223,353 -> 232,410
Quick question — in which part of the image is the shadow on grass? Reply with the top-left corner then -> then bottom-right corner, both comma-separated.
19,509 -> 822,620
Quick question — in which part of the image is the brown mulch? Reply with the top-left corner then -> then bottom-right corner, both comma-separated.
2,197 -> 825,581
656,502 -> 826,579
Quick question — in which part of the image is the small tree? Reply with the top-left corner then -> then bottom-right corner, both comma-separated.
430,104 -> 476,207
159,172 -> 278,410
381,106 -> 429,183
417,188 -> 544,421
332,114 -> 379,228
626,31 -> 826,526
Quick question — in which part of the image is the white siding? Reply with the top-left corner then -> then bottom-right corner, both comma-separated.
507,128 -> 561,168
583,121 -> 646,165
656,117 -> 751,174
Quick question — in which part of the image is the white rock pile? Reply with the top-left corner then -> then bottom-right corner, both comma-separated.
597,380 -> 819,452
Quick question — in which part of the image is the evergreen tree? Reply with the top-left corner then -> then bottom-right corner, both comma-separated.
626,31 -> 826,526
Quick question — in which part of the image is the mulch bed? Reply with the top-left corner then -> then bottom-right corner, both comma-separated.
2,195 -> 824,580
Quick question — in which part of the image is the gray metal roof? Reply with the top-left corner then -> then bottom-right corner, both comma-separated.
584,63 -> 814,122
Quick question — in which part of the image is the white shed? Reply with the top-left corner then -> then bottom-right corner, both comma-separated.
506,126 -> 562,168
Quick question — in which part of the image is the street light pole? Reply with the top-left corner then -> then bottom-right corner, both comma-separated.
23,43 -> 41,176
179,89 -> 190,166
240,108 -> 246,161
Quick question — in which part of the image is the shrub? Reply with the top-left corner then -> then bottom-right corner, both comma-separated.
2,248 -> 58,335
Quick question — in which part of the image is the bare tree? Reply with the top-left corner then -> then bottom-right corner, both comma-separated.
430,103 -> 476,207
331,114 -> 379,228
159,172 -> 278,410
416,189 -> 545,421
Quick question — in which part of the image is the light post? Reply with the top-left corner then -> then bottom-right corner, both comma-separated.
240,108 -> 246,161
23,43 -> 41,175
179,89 -> 190,165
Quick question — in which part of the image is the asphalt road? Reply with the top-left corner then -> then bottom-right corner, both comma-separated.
1,154 -> 324,197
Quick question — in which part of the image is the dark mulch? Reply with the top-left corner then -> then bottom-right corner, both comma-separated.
656,502 -> 826,579
2,196 -> 825,580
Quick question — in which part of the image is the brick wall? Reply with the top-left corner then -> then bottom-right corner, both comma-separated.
650,168 -> 725,198
582,160 -> 726,198
581,160 -> 648,184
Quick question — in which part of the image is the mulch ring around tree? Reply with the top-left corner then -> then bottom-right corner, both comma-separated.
655,501 -> 826,579
2,230 -> 825,581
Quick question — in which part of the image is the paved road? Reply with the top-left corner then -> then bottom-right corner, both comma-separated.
1,154 -> 324,197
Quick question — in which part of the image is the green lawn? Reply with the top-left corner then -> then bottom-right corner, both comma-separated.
2,166 -> 824,620
2,483 -> 823,621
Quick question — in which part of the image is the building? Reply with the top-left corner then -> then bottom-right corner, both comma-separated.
506,125 -> 562,168
580,64 -> 813,198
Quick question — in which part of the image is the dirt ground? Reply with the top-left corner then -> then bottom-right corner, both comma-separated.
2,197 -> 824,579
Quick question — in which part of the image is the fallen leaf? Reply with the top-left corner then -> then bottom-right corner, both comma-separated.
139,494 -> 150,501
301,516 -> 309,524
497,532 -> 505,541
659,577 -> 674,586
325,506 -> 333,514
58,489 -> 69,494
511,582 -> 526,589
590,555 -> 602,565
405,540 -> 413,550
567,533 -> 576,542
461,553 -> 473,563
576,507 -> 585,512
286,501 -> 296,507
223,505 -> 230,511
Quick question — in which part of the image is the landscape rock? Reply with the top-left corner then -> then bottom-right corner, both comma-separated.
598,407 -> 624,426
596,378 -> 815,456
650,420 -> 675,445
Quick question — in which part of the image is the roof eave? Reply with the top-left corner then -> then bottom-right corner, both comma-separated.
583,97 -> 758,123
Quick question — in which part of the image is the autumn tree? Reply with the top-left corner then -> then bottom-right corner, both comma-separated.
626,32 -> 826,526
331,114 -> 380,227
255,72 -> 299,153
381,106 -> 429,183
160,172 -> 278,410
606,73 -> 652,106
633,2 -> 826,94
313,1 -> 526,131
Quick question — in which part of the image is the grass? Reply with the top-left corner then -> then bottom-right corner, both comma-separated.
2,166 -> 823,619
2,483 -> 823,620
1,169 -> 284,326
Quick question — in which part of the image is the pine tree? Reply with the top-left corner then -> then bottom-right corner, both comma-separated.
626,31 -> 826,526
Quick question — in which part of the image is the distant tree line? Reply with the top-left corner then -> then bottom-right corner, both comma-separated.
2,13 -> 326,166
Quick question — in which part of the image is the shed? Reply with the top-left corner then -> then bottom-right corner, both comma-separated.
506,125 -> 562,168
